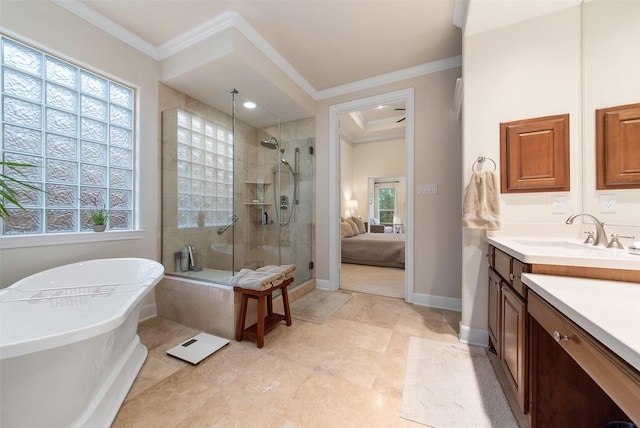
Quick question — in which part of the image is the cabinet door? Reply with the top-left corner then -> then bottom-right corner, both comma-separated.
501,285 -> 528,413
511,258 -> 530,298
488,268 -> 502,355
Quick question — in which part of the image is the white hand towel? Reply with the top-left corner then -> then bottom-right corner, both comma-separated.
462,171 -> 501,230
230,269 -> 284,291
256,264 -> 297,279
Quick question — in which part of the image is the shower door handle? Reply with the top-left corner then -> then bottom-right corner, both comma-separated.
217,215 -> 239,234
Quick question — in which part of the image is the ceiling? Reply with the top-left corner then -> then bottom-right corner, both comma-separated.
54,0 -> 462,129
57,0 -> 578,137
75,0 -> 463,92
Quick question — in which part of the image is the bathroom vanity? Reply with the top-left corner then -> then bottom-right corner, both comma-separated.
486,236 -> 640,426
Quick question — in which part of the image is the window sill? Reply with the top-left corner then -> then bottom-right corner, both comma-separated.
0,230 -> 145,249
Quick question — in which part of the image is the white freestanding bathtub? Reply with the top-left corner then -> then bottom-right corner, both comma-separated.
0,258 -> 164,428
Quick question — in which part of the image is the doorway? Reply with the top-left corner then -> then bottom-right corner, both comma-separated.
328,89 -> 415,303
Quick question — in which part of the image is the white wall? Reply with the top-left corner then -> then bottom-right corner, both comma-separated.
461,6 -> 582,343
0,1 -> 161,308
352,138 -> 406,222
316,67 -> 463,301
340,136 -> 354,217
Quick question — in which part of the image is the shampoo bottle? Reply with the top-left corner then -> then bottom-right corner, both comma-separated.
180,247 -> 189,271
263,211 -> 268,225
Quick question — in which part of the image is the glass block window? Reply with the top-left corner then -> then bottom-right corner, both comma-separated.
1,36 -> 135,234
176,108 -> 233,228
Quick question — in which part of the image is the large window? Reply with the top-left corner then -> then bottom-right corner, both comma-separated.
0,36 -> 135,235
176,108 -> 233,228
377,186 -> 396,224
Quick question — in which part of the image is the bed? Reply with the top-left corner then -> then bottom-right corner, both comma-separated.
341,233 -> 405,269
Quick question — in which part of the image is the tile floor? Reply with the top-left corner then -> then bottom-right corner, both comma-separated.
112,290 -> 488,427
340,264 -> 405,299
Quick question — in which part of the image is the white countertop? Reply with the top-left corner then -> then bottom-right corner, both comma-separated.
486,236 -> 640,270
523,273 -> 640,372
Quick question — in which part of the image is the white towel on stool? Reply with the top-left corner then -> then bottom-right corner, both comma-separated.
462,171 -> 501,230
256,264 -> 297,279
230,268 -> 284,291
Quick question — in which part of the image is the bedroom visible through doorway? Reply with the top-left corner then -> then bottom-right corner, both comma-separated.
338,103 -> 407,299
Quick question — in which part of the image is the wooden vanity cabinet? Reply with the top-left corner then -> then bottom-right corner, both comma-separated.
501,284 -> 527,413
528,291 -> 638,427
488,268 -> 501,356
487,245 -> 531,414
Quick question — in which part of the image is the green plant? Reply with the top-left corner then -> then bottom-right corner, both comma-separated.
90,203 -> 109,226
0,161 -> 42,219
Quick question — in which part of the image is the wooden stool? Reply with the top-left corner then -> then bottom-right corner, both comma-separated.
234,277 -> 293,348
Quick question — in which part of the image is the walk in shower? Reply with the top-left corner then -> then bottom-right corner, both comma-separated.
160,89 -> 313,293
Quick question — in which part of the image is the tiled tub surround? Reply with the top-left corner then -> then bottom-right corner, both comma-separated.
156,276 -> 315,340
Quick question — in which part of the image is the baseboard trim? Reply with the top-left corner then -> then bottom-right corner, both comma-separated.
315,278 -> 334,291
412,292 -> 461,312
458,321 -> 489,347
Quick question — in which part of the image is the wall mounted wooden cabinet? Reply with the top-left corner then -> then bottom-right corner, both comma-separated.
500,114 -> 570,193
596,103 -> 640,190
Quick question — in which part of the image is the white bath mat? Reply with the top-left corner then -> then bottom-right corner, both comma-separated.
290,289 -> 352,324
166,333 -> 229,365
401,337 -> 518,427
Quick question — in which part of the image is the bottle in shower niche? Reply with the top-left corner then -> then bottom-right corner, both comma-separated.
180,247 -> 189,271
263,210 -> 269,225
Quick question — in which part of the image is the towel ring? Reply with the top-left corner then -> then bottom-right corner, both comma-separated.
472,156 -> 496,172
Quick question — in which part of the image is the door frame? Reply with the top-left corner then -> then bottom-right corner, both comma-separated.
327,88 -> 415,302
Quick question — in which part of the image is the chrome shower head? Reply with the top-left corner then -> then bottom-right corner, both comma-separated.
281,158 -> 297,175
260,137 -> 279,150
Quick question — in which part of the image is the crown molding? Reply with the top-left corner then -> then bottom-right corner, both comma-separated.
314,55 -> 463,100
51,2 -> 462,101
155,10 -> 237,59
352,132 -> 406,145
51,0 -> 159,59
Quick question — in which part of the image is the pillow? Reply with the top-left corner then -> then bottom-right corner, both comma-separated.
340,221 -> 354,238
345,217 -> 359,235
369,217 -> 379,225
351,216 -> 366,234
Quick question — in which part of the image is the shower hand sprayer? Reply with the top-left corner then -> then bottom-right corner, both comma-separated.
260,137 -> 300,226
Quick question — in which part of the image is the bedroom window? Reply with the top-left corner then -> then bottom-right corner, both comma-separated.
0,35 -> 135,235
377,186 -> 396,224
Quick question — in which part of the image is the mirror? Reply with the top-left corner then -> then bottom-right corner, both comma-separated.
582,0 -> 640,226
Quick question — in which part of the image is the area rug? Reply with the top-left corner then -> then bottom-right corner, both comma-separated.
401,337 -> 518,428
290,289 -> 352,324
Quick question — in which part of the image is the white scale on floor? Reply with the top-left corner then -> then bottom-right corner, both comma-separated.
166,332 -> 229,365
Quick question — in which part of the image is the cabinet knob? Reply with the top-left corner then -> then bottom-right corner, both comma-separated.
553,331 -> 569,342
509,273 -> 520,281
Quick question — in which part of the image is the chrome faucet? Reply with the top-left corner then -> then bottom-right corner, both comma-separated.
565,213 -> 608,247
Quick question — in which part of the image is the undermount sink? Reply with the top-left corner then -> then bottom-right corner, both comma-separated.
486,235 -> 640,271
514,240 -> 606,250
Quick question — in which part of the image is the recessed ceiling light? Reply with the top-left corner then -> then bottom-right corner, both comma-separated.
375,105 -> 386,109
243,101 -> 256,109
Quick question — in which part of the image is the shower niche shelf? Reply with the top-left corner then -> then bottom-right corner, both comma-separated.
244,181 -> 271,208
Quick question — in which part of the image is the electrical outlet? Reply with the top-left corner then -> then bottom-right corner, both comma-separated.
551,196 -> 566,214
600,194 -> 617,213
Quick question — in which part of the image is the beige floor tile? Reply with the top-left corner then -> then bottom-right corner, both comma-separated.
114,290 -> 507,427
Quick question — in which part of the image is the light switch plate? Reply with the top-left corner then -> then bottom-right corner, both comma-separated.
600,194 -> 617,213
551,196 -> 566,214
417,184 -> 438,194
